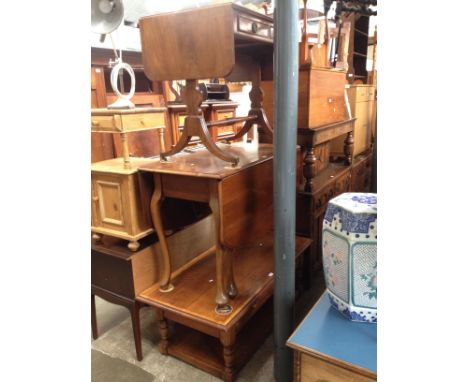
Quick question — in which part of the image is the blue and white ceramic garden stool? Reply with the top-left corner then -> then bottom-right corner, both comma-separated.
322,193 -> 377,323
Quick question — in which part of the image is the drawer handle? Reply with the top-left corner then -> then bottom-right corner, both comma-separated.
92,195 -> 99,202
327,97 -> 333,103
140,120 -> 145,126
92,120 -> 99,127
251,22 -> 258,33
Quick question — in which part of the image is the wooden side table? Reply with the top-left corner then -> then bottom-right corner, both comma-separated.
287,293 -> 377,381
138,142 -> 274,314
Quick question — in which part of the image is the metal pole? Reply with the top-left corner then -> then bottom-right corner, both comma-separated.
273,0 -> 299,381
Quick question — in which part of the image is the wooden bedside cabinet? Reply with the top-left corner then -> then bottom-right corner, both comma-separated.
91,157 -> 156,251
288,293 -> 376,381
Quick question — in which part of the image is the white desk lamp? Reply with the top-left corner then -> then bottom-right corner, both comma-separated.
91,0 -> 135,109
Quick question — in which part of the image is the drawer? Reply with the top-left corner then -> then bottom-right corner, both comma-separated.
300,352 -> 376,382
312,182 -> 335,215
91,112 -> 166,133
177,114 -> 187,127
236,14 -> 273,41
120,112 -> 165,132
348,86 -> 375,103
335,171 -> 351,195
91,250 -> 135,298
91,115 -> 120,132
215,110 -> 234,121
217,125 -> 236,138
350,159 -> 371,192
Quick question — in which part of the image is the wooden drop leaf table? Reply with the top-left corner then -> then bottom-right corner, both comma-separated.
138,142 -> 274,314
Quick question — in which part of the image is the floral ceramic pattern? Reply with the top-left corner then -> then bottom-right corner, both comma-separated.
360,265 -> 377,300
322,193 -> 377,323
351,195 -> 377,204
324,204 -> 377,234
328,293 -> 377,323
322,230 -> 349,303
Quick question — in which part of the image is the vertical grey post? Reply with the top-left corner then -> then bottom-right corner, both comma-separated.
273,1 -> 299,381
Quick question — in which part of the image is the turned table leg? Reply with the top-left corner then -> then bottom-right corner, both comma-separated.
150,174 -> 174,292
120,132 -> 131,169
220,331 -> 236,382
156,309 -> 169,355
91,294 -> 98,340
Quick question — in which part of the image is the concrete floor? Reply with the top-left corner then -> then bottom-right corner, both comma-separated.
91,278 -> 325,382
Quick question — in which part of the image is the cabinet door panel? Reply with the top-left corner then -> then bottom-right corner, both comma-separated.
92,173 -> 130,234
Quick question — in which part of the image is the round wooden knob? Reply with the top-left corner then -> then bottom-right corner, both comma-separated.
92,120 -> 99,126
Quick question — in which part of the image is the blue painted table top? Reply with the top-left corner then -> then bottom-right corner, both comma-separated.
288,293 -> 377,374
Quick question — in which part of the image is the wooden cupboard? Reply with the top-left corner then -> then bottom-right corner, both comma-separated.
331,84 -> 376,158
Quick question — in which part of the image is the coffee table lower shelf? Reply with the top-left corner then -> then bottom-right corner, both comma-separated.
137,234 -> 311,382
167,299 -> 273,381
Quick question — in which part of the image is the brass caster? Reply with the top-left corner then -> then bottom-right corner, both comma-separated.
215,304 -> 233,315
159,284 -> 175,293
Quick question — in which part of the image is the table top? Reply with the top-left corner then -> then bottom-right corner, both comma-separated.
287,292 -> 377,375
138,142 -> 274,179
91,157 -> 158,175
91,107 -> 166,116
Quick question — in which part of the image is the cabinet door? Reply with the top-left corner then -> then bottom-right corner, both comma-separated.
353,101 -> 371,156
91,173 -> 131,235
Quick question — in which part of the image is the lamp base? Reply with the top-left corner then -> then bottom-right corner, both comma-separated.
107,98 -> 135,110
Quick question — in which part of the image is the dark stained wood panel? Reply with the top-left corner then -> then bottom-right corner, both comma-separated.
139,4 -> 235,80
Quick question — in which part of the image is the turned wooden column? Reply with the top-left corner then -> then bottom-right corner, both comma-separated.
303,143 -> 317,192
156,309 -> 169,355
344,131 -> 354,165
120,132 -> 131,169
220,331 -> 236,382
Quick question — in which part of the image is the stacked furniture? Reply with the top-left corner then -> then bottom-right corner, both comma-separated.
94,4 -> 309,380
90,3 -> 377,379
91,107 -> 166,251
136,143 -> 310,381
